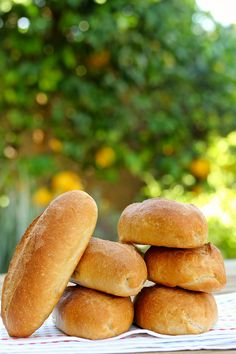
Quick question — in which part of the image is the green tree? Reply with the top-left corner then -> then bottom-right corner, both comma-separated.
1,0 -> 236,271
0,0 -> 236,187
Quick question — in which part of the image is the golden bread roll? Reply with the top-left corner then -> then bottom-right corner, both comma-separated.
134,285 -> 218,335
53,286 -> 134,339
145,243 -> 226,292
118,198 -> 208,248
71,238 -> 147,296
1,190 -> 98,337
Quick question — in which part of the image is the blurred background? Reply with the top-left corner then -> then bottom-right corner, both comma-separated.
1,0 -> 236,272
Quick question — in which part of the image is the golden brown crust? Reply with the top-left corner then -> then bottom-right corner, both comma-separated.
134,285 -> 218,335
1,190 -> 98,337
71,238 -> 147,296
53,286 -> 134,339
145,243 -> 226,292
118,199 -> 208,248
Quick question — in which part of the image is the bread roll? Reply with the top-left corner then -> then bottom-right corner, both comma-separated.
145,243 -> 226,292
71,238 -> 147,296
53,286 -> 134,339
1,190 -> 98,337
118,198 -> 208,248
134,285 -> 218,335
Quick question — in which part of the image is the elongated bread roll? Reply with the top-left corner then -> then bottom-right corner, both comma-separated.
53,286 -> 134,339
71,238 -> 147,296
145,243 -> 226,292
134,285 -> 218,335
1,190 -> 98,337
118,199 -> 208,248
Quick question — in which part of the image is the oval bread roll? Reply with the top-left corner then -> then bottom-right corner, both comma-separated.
53,286 -> 134,339
134,285 -> 218,335
145,243 -> 226,292
1,190 -> 98,337
71,238 -> 147,296
118,199 -> 208,248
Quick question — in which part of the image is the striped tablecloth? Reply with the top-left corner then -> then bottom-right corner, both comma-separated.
1,292 -> 236,353
1,260 -> 236,354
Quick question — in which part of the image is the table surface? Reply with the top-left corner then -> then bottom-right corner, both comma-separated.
0,259 -> 235,354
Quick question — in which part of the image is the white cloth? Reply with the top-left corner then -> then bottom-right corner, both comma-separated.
1,292 -> 236,353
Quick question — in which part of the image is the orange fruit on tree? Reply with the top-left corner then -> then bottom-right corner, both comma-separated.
95,147 -> 116,168
190,158 -> 211,180
33,187 -> 52,207
52,171 -> 83,193
49,138 -> 63,152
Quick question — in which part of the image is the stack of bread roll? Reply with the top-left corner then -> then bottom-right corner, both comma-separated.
118,198 -> 227,335
1,191 -> 147,340
1,192 -> 226,340
58,238 -> 147,339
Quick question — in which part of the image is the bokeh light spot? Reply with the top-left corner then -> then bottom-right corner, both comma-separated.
17,17 -> 30,32
36,92 -> 48,105
32,129 -> 45,144
0,195 -> 10,208
34,0 -> 46,7
182,174 -> 196,186
79,20 -> 89,32
4,146 -> 17,159
0,1 -> 12,13
94,0 -> 107,4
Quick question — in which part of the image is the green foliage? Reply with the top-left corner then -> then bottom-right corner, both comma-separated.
147,131 -> 236,258
0,0 -> 236,269
1,0 -> 236,185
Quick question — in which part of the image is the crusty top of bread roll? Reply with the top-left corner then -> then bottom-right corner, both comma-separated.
118,198 -> 208,248
71,238 -> 147,296
145,243 -> 226,292
134,285 -> 218,335
53,286 -> 134,340
1,190 -> 98,337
